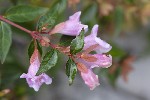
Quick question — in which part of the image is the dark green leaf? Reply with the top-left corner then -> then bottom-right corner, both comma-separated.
5,5 -> 48,22
114,6 -> 124,37
59,35 -> 75,46
37,0 -> 67,32
36,5 -> 58,32
0,21 -> 12,64
51,0 -> 67,14
81,3 -> 98,25
36,49 -> 58,75
66,57 -> 77,85
28,40 -> 42,59
70,29 -> 84,54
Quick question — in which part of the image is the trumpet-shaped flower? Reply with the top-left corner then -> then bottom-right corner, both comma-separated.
50,11 -> 88,36
81,54 -> 112,68
84,24 -> 112,53
81,69 -> 100,90
20,49 -> 52,91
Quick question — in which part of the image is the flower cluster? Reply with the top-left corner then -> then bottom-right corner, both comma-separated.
20,11 -> 112,91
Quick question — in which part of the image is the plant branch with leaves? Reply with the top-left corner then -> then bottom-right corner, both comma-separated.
0,0 -> 112,91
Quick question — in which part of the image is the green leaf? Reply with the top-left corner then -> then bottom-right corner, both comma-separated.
81,3 -> 98,25
0,21 -> 12,64
70,29 -> 84,54
5,5 -> 48,22
36,49 -> 58,75
36,0 -> 67,32
36,5 -> 58,32
28,40 -> 42,59
114,6 -> 124,37
59,35 -> 75,46
66,57 -> 77,85
109,43 -> 126,59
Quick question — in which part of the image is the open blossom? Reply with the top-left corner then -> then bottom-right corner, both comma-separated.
20,49 -> 52,91
50,11 -> 88,36
81,69 -> 100,90
81,54 -> 112,68
84,24 -> 112,53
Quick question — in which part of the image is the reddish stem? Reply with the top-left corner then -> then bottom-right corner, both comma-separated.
0,16 -> 35,37
0,15 -> 75,59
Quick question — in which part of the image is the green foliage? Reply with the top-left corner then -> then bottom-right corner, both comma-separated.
36,49 -> 58,75
66,57 -> 77,85
28,40 -> 42,59
70,29 -> 84,54
51,0 -> 67,14
109,43 -> 126,59
107,67 -> 121,87
59,35 -> 75,46
37,0 -> 67,32
5,5 -> 48,22
81,3 -> 98,27
0,21 -> 12,64
114,6 -> 124,37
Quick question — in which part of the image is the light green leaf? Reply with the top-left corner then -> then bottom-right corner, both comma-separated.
66,57 -> 77,85
0,21 -> 12,64
70,29 -> 84,54
36,49 -> 58,75
5,5 -> 48,22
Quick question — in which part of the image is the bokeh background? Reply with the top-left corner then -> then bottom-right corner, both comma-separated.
0,0 -> 150,100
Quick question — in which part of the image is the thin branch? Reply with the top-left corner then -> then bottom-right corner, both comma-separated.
0,16 -> 33,36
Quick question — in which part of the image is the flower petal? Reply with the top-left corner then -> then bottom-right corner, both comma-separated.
84,25 -> 112,53
20,73 -> 52,91
81,69 -> 100,90
69,11 -> 81,21
80,54 -> 112,68
50,11 -> 88,36
20,49 -> 52,91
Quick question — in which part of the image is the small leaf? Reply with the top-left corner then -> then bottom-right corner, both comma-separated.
36,5 -> 58,32
28,40 -> 42,59
70,29 -> 84,54
66,57 -> 77,85
36,49 -> 58,75
5,5 -> 48,22
59,35 -> 75,46
0,21 -> 12,64
114,6 -> 124,37
37,0 -> 67,32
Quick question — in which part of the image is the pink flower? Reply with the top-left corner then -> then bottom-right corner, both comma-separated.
81,69 -> 100,90
81,54 -> 112,68
20,49 -> 52,91
50,11 -> 88,36
84,24 -> 112,53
